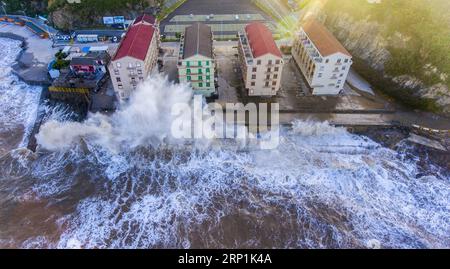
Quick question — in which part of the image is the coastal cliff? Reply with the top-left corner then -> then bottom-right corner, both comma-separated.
307,0 -> 450,116
48,0 -> 158,30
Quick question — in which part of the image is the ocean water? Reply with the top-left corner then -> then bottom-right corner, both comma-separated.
0,38 -> 449,249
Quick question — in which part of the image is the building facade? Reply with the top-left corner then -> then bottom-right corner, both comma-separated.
292,18 -> 352,95
238,22 -> 283,96
108,14 -> 160,103
178,23 -> 216,97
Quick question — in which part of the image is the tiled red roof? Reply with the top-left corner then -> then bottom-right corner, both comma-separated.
302,18 -> 351,57
113,23 -> 155,61
134,14 -> 156,26
245,22 -> 282,58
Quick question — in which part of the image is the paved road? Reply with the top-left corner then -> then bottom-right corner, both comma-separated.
5,15 -> 58,36
73,29 -> 125,37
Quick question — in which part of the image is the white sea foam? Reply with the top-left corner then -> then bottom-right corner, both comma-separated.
33,75 -> 450,249
51,124 -> 449,248
0,38 -> 41,150
36,75 -> 205,152
1,38 -> 448,249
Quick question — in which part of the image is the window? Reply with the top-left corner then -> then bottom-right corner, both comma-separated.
340,73 -> 344,77
337,59 -> 342,64
252,67 -> 257,72
136,62 -> 141,67
206,82 -> 210,87
257,60 -> 261,65
337,80 -> 342,84
114,69 -> 119,75
139,77 -> 144,80
118,84 -> 123,89
198,61 -> 202,66
198,69 -> 203,74
276,60 -> 281,64
206,61 -> 210,66
116,63 -> 121,68
325,59 -> 329,64
265,82 -> 269,87
274,67 -> 279,72
116,77 -> 121,82
272,81 -> 277,86
187,76 -> 191,81
137,69 -> 142,75
344,59 -> 348,63
319,66 -> 324,71
268,60 -> 272,65
186,61 -> 190,67
206,75 -> 210,80
267,68 -> 271,72
318,73 -> 322,78
342,66 -> 346,70
186,69 -> 191,74
274,74 -> 278,79
251,82 -> 255,86
199,82 -> 203,87
129,63 -> 134,68
206,68 -> 210,73
198,76 -> 203,80
251,74 -> 256,79
266,75 -> 270,79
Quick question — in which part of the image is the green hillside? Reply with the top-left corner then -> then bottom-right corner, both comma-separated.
322,0 -> 450,113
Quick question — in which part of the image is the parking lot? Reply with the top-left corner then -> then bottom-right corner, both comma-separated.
160,0 -> 274,39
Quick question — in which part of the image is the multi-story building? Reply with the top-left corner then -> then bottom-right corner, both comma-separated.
238,22 -> 283,96
292,18 -> 352,95
177,23 -> 216,97
108,14 -> 160,103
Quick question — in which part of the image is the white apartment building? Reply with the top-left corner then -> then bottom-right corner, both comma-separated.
108,14 -> 160,103
292,18 -> 352,95
238,22 -> 284,96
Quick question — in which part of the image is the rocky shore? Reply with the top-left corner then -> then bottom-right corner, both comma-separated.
356,126 -> 450,176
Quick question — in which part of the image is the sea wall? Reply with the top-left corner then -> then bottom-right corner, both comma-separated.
0,32 -> 51,86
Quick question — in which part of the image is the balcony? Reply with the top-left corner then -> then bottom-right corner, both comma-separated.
238,32 -> 254,65
300,38 -> 322,63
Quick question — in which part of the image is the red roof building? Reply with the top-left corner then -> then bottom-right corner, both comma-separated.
301,18 -> 351,57
109,14 -> 160,103
245,22 -> 282,58
133,14 -> 156,26
112,15 -> 157,61
113,24 -> 155,61
238,22 -> 284,96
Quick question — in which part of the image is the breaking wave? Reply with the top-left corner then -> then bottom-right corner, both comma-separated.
0,37 -> 449,249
